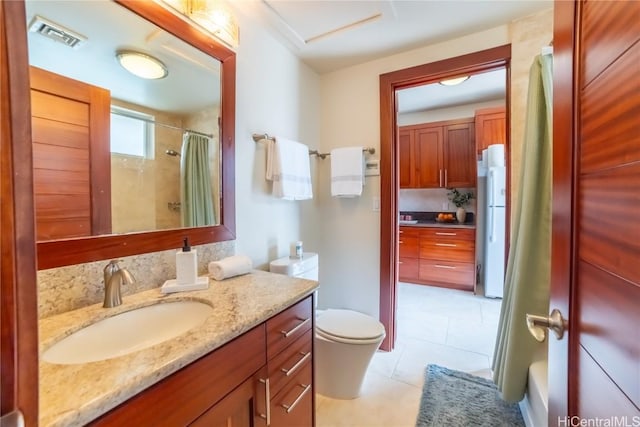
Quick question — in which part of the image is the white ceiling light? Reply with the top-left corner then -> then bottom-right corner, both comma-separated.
116,50 -> 168,80
439,76 -> 470,86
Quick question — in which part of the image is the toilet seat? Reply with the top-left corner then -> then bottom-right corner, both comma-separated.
316,309 -> 385,345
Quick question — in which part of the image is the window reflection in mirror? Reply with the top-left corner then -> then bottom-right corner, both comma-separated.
25,0 -> 222,242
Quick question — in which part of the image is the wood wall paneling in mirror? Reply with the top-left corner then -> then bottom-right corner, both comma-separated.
32,0 -> 236,269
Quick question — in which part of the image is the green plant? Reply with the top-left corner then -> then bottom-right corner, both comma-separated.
447,188 -> 474,208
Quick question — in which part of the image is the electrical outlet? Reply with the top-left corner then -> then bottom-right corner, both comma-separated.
442,201 -> 449,210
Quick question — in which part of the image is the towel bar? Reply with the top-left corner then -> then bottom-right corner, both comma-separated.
252,133 -> 375,159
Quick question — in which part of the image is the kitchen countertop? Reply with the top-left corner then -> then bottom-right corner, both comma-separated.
399,221 -> 476,230
38,270 -> 318,427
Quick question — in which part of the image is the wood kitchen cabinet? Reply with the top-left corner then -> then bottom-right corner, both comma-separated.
91,296 -> 314,427
442,121 -> 476,187
399,118 -> 475,189
474,107 -> 506,158
399,227 -> 420,280
419,228 -> 476,291
399,126 -> 442,188
398,227 -> 476,292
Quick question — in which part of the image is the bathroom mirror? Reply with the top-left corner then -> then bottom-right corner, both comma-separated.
32,0 -> 236,269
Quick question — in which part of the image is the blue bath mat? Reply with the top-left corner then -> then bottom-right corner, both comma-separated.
415,365 -> 525,427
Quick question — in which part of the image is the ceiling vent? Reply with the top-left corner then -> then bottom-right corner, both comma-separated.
28,15 -> 87,49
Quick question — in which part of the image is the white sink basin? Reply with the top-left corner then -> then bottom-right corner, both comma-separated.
43,301 -> 213,365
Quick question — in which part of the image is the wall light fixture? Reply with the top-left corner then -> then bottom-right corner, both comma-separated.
160,0 -> 239,48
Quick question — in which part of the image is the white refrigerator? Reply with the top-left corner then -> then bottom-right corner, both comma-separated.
484,166 -> 506,298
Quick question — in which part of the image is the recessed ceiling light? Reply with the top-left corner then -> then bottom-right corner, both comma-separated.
116,50 -> 168,80
439,76 -> 470,86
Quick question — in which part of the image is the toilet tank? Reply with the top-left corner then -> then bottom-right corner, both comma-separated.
270,253 -> 318,281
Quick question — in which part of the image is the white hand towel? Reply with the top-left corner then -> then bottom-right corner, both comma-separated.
266,137 -> 313,200
330,147 -> 364,197
208,255 -> 252,281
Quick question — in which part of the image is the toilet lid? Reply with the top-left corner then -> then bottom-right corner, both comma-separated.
316,309 -> 385,340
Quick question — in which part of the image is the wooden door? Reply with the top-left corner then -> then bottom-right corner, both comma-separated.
550,0 -> 640,421
443,121 -> 476,188
414,126 -> 442,188
30,66 -> 112,240
398,128 -> 414,188
1,1 -> 39,425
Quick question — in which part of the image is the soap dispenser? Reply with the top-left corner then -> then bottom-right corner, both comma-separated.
176,237 -> 197,285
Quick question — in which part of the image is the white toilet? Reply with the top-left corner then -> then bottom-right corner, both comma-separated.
269,253 -> 386,399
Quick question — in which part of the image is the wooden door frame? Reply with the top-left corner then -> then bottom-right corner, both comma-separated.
1,0 -> 40,424
379,45 -> 512,351
549,0 -> 577,421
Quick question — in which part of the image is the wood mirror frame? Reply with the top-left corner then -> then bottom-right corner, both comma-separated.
36,0 -> 236,270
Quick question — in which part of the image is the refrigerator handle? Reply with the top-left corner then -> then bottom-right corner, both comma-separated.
489,207 -> 495,243
488,169 -> 495,207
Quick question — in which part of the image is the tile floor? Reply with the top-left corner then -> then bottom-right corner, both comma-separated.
316,282 -> 502,427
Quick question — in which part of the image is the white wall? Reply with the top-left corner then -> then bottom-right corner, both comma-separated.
229,6 -> 552,320
316,9 -> 552,318
316,26 -> 510,317
232,11 -> 322,270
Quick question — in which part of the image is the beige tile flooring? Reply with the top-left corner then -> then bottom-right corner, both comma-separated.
316,282 -> 502,427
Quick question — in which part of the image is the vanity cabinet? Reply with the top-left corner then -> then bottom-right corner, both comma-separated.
266,297 -> 314,427
398,227 -> 476,291
474,107 -> 506,158
399,118 -> 476,189
91,296 -> 314,427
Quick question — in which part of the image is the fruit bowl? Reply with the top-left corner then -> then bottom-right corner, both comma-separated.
435,213 -> 456,223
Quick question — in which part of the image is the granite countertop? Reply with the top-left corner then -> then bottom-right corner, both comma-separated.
399,220 -> 476,230
38,270 -> 318,427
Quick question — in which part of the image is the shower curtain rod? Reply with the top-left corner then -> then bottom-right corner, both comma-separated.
110,109 -> 214,139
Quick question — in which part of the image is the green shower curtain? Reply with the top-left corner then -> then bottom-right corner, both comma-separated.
181,132 -> 215,227
492,53 -> 553,403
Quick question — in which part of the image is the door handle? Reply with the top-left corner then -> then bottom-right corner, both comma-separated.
526,309 -> 567,342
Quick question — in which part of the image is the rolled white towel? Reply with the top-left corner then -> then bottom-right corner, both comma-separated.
208,255 -> 252,281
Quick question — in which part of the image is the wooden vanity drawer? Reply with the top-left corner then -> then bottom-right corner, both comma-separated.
270,361 -> 313,427
268,329 -> 312,397
267,296 -> 313,360
419,260 -> 475,290
399,236 -> 419,258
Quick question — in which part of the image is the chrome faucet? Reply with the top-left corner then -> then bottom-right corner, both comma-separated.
103,260 -> 135,308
